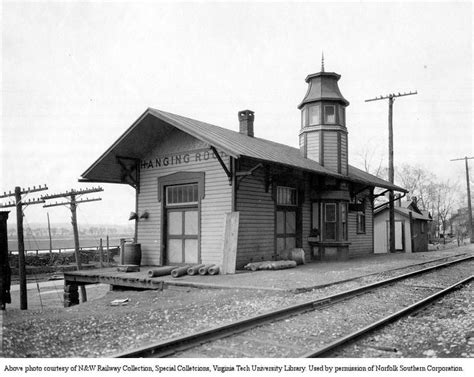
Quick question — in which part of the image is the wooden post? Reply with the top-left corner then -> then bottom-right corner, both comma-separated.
47,212 -> 53,260
221,212 -> 240,274
99,238 -> 103,268
70,193 -> 87,302
0,211 -> 11,311
106,235 -> 110,264
365,91 -> 417,254
43,187 -> 103,303
465,157 -> 473,243
15,186 -> 27,310
388,97 -> 395,254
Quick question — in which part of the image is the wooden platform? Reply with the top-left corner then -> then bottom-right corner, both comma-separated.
63,266 -> 168,306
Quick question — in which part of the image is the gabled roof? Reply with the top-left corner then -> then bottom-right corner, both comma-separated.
374,204 -> 432,221
81,108 -> 406,192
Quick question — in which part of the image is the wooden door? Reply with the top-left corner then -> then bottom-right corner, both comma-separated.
166,208 -> 199,264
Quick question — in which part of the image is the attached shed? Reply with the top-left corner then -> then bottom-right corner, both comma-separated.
374,198 -> 432,253
81,66 -> 407,271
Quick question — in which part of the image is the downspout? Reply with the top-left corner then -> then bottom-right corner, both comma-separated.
231,157 -> 237,212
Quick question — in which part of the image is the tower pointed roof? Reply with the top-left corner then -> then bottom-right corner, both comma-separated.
297,63 -> 349,109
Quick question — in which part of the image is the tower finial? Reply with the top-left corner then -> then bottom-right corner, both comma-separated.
321,51 -> 325,72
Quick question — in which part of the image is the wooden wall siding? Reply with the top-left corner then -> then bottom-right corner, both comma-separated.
323,132 -> 339,172
306,132 -> 320,162
340,133 -> 348,175
373,211 -> 413,253
299,134 -> 305,155
347,191 -> 374,256
235,158 -> 275,268
301,180 -> 312,261
412,221 -> 429,252
137,129 -> 231,266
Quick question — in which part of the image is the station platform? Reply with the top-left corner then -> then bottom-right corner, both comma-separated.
63,245 -> 474,306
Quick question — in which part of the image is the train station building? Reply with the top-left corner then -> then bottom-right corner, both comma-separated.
81,65 -> 406,271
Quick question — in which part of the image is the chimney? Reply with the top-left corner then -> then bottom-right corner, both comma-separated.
238,110 -> 254,137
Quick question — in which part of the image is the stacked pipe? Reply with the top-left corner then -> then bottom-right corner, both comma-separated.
147,264 -> 220,278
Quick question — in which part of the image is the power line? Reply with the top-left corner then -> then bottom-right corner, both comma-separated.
365,91 -> 418,254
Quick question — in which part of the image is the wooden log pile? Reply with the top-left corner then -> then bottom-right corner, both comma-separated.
244,260 -> 297,271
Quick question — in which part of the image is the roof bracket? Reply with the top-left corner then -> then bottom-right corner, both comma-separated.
210,146 -> 232,183
374,192 -> 407,211
236,163 -> 264,189
116,156 -> 140,191
373,189 -> 390,199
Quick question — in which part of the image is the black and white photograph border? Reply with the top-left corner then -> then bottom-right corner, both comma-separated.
1,0 -> 472,375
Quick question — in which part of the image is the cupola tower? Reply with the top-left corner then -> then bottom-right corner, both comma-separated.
298,58 -> 349,175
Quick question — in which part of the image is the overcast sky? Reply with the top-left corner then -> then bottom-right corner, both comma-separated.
1,1 -> 472,227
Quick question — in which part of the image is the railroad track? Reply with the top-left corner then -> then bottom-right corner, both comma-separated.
114,255 -> 473,358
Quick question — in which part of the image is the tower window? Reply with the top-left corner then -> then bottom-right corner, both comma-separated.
324,105 -> 336,124
338,106 -> 345,126
309,104 -> 320,125
301,107 -> 308,127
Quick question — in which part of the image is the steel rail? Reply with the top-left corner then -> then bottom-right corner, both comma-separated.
302,275 -> 473,358
113,255 -> 473,358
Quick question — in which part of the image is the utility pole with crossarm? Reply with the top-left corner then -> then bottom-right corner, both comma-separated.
0,185 -> 49,310
43,187 -> 103,303
365,91 -> 417,253
450,157 -> 474,243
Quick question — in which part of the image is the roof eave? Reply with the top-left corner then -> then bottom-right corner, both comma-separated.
81,108 -> 241,182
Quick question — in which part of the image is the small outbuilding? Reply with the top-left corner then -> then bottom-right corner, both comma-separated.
81,64 -> 406,271
374,197 -> 432,253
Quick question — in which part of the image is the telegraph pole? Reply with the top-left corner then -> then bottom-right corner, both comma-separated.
0,185 -> 48,310
366,91 -> 417,253
450,157 -> 474,243
43,187 -> 103,303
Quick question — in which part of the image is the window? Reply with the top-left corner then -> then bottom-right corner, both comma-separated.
324,105 -> 336,124
324,203 -> 337,240
341,202 -> 348,240
356,199 -> 366,234
311,202 -> 320,233
338,106 -> 345,126
302,107 -> 307,127
277,186 -> 297,206
421,221 -> 425,234
309,104 -> 320,125
166,184 -> 199,206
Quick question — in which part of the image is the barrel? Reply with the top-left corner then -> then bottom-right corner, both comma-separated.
122,243 -> 142,266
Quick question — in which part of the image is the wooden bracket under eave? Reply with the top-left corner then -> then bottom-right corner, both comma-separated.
116,156 -> 140,192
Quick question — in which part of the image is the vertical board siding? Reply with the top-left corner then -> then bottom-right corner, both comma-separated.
301,180 -> 312,261
299,134 -> 305,154
348,190 -> 374,256
306,132 -> 320,162
235,158 -> 275,268
323,132 -> 338,172
340,133 -> 348,175
137,129 -> 231,266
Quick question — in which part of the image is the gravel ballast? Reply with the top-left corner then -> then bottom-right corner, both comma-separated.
2,245 -> 473,358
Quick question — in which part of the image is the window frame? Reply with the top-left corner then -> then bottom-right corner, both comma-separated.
309,104 -> 321,126
301,107 -> 308,127
324,105 -> 336,124
324,203 -> 337,241
165,183 -> 199,207
356,198 -> 366,234
276,186 -> 298,207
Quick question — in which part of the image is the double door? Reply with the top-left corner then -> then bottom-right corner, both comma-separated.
166,207 -> 199,264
